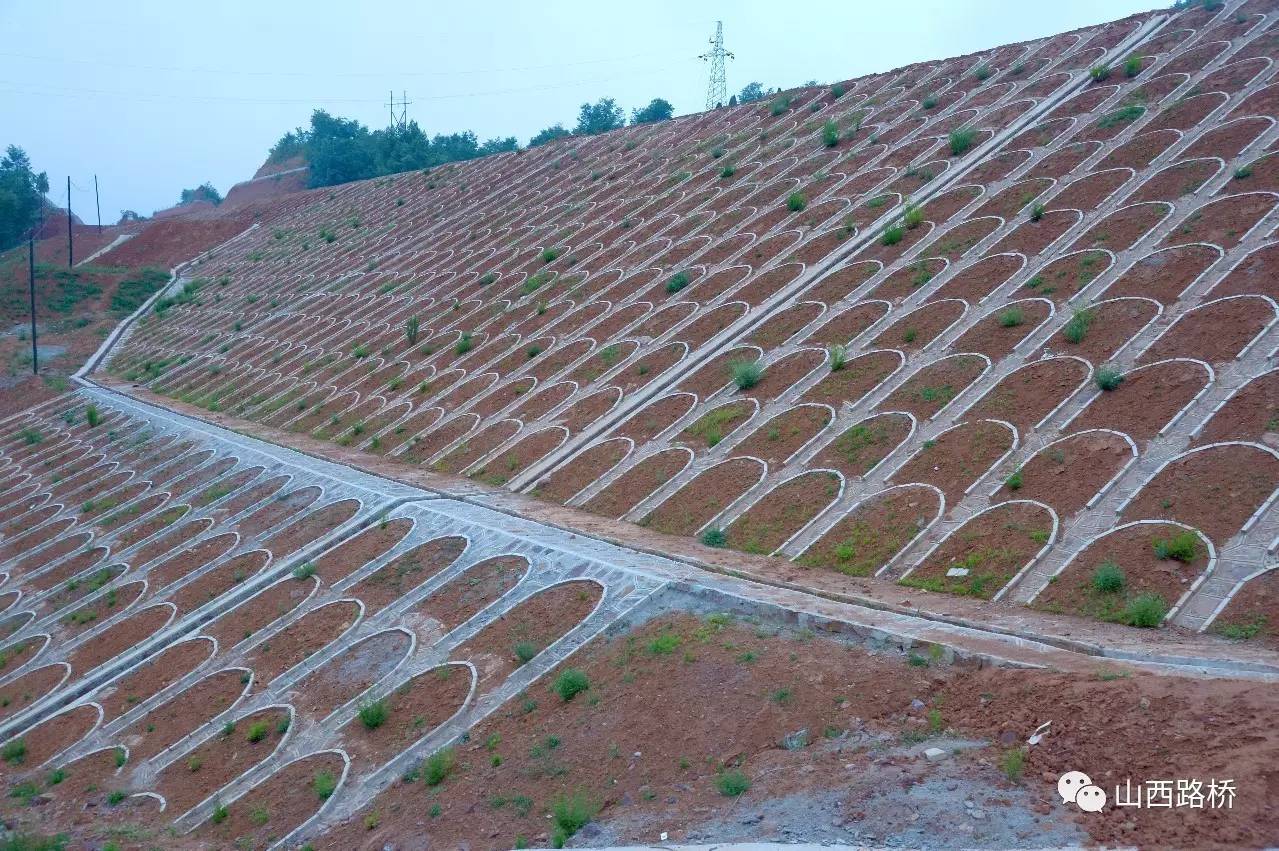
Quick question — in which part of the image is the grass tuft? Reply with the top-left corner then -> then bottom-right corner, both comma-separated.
716,769 -> 751,796
1094,367 -> 1123,391
358,699 -> 389,730
553,668 -> 590,702
730,359 -> 763,390
949,127 -> 978,156
1091,561 -> 1126,593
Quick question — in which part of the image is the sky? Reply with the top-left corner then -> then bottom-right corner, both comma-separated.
1,0 -> 1153,220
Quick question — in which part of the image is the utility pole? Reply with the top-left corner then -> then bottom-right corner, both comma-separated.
699,21 -> 734,111
94,175 -> 102,235
28,231 -> 38,375
66,176 -> 73,267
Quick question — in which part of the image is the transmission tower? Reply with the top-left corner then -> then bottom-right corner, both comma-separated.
699,21 -> 733,110
386,90 -> 412,130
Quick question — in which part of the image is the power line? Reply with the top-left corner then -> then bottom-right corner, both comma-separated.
0,64 -> 695,107
0,48 -> 689,79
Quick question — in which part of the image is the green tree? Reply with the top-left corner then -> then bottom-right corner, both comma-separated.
178,182 -> 222,206
479,136 -> 519,155
574,98 -> 625,135
738,82 -> 767,103
295,110 -> 521,188
306,110 -> 377,187
631,98 -> 674,124
266,128 -> 309,164
529,124 -> 571,147
0,146 -> 50,252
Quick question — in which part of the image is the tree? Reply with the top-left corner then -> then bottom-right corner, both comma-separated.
728,95 -> 738,107
738,82 -> 767,103
479,136 -> 519,156
306,110 -> 377,187
0,146 -> 50,252
178,182 -> 222,206
267,129 -> 309,164
574,98 -> 625,136
118,210 -> 145,223
529,124 -> 571,147
631,98 -> 674,125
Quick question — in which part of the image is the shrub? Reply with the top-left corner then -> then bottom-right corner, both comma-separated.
716,770 -> 751,796
1095,367 -> 1124,391
540,247 -> 561,264
405,315 -> 420,344
973,63 -> 992,82
2,738 -> 26,764
514,641 -> 538,664
1091,561 -> 1126,593
553,669 -> 590,702
922,94 -> 938,109
786,192 -> 807,212
831,83 -> 846,99
881,224 -> 905,245
829,344 -> 847,371
998,308 -> 1024,327
454,332 -> 473,356
1005,470 -> 1023,490
665,271 -> 690,293
1124,593 -> 1168,628
292,561 -> 316,580
1124,55 -> 1144,77
1090,64 -> 1112,82
478,271 -> 497,286
246,721 -> 270,743
700,528 -> 727,548
730,359 -> 763,390
949,127 -> 978,156
720,164 -> 736,179
769,94 -> 793,116
211,802 -> 229,823
85,404 -> 101,428
351,343 -> 370,359
1030,203 -> 1046,222
551,790 -> 599,848
821,119 -> 839,147
423,747 -> 456,786
1234,164 -> 1253,180
1153,530 -> 1199,562
1062,309 -> 1094,344
358,699 -> 389,729
313,770 -> 338,800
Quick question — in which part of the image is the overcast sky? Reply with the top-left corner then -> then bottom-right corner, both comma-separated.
1,0 -> 1152,220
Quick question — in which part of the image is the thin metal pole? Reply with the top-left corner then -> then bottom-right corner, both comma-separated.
66,176 -> 73,267
94,174 -> 102,235
28,233 -> 38,375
